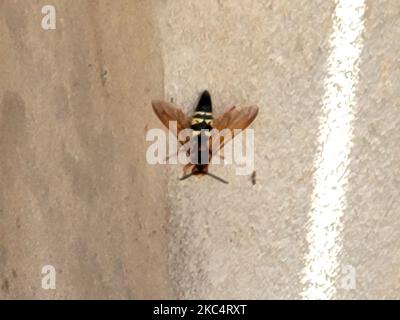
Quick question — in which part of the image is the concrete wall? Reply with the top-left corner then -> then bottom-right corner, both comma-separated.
157,0 -> 332,299
1,0 -> 400,300
157,0 -> 400,299
0,0 -> 170,299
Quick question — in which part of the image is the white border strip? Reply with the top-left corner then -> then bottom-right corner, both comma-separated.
301,0 -> 366,300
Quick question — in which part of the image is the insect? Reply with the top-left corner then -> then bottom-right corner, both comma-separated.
152,90 -> 258,183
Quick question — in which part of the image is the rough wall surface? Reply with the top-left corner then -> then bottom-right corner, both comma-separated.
1,0 -> 400,300
340,0 -> 400,299
157,0 -> 333,299
0,0 -> 170,299
156,0 -> 400,299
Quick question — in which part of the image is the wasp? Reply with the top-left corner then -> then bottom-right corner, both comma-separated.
152,90 -> 258,183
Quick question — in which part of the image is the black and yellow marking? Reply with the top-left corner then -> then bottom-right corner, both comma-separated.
191,111 -> 213,137
191,111 -> 213,126
191,90 -> 214,163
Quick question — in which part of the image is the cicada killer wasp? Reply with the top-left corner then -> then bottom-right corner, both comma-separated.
152,90 -> 258,183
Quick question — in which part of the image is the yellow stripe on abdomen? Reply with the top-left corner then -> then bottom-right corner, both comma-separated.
191,118 -> 213,125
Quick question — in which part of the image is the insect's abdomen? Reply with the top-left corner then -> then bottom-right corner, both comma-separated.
191,91 -> 213,165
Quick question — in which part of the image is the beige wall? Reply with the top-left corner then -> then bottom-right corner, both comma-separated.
0,0 -> 170,299
1,0 -> 400,300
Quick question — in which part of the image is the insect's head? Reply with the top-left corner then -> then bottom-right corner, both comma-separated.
193,164 -> 208,175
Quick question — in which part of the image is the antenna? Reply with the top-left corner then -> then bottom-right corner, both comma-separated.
179,173 -> 194,181
179,172 -> 229,184
206,172 -> 229,184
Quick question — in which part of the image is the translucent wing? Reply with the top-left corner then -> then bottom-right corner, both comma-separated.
211,105 -> 259,151
152,100 -> 191,143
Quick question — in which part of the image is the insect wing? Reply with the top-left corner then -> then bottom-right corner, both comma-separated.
211,105 -> 259,152
152,100 -> 191,143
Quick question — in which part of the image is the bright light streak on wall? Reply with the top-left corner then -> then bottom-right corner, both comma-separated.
301,0 -> 366,300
